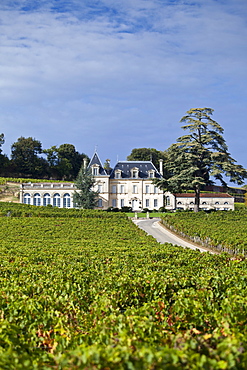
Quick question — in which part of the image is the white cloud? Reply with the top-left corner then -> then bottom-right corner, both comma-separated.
0,0 -> 246,170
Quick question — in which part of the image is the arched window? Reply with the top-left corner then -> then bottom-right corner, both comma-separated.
33,193 -> 41,206
190,201 -> 194,205
43,193 -> 51,206
202,201 -> 207,205
63,193 -> 71,208
224,201 -> 229,205
215,201 -> 219,205
23,193 -> 31,205
177,201 -> 182,205
53,193 -> 61,207
166,196 -> 170,206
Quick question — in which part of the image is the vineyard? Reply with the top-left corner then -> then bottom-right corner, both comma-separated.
0,177 -> 69,185
1,203 -> 247,369
161,207 -> 247,255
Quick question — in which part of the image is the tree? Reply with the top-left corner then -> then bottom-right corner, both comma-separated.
0,133 -> 7,175
44,144 -> 88,180
73,166 -> 99,209
154,108 -> 247,212
127,148 -> 167,170
11,137 -> 48,178
0,133 -> 4,154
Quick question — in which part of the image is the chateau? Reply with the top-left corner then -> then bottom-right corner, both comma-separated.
20,152 -> 235,211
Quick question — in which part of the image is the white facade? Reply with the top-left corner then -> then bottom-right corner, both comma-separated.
89,153 -> 164,211
165,192 -> 234,211
20,182 -> 75,208
105,178 -> 163,211
20,152 -> 235,211
20,153 -> 164,211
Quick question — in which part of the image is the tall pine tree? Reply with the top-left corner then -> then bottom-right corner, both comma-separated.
73,166 -> 99,209
155,108 -> 247,212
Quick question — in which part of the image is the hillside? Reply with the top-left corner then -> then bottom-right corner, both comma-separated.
0,182 -> 20,203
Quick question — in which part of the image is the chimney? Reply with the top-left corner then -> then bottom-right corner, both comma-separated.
159,159 -> 163,176
83,157 -> 88,169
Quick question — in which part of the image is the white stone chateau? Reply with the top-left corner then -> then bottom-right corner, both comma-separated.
20,152 -> 235,211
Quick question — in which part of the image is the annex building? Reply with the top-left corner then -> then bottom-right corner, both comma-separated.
20,152 -> 235,211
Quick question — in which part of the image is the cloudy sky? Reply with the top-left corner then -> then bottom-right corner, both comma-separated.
1,0 -> 247,172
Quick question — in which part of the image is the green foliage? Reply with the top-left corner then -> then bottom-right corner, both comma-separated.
0,133 -> 4,153
0,177 -> 69,185
127,148 -> 167,170
155,108 -> 247,212
43,144 -> 88,180
73,166 -> 99,209
11,137 -> 48,178
161,207 -> 247,255
1,204 -> 247,368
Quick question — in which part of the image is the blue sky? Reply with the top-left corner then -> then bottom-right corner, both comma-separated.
1,0 -> 247,177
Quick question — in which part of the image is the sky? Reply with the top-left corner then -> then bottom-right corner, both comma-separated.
1,0 -> 247,175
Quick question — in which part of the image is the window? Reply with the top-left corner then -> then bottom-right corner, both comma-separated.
53,193 -> 61,207
92,166 -> 99,176
23,193 -> 31,205
112,185 -> 117,193
190,201 -> 194,205
148,170 -> 155,178
98,199 -> 103,207
154,199 -> 158,208
33,193 -> 41,206
43,193 -> 51,206
145,185 -> 150,194
131,168 -> 139,178
63,193 -> 71,208
98,184 -> 103,193
215,201 -> 219,205
120,185 -> 125,194
145,199 -> 150,208
166,196 -> 170,206
202,201 -> 207,205
133,185 -> 137,194
177,201 -> 182,205
120,199 -> 124,208
154,186 -> 158,194
224,201 -> 229,205
112,199 -> 117,208
115,171 -> 121,179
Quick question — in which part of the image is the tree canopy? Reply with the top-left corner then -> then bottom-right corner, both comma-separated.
44,144 -> 88,180
127,148 -> 167,170
73,166 -> 99,209
154,108 -> 247,212
11,136 -> 48,178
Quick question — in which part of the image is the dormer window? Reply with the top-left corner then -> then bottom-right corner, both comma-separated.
92,165 -> 100,176
148,170 -> 155,178
131,167 -> 139,178
115,170 -> 121,179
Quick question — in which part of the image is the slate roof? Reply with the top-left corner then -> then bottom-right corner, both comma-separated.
110,161 -> 162,179
87,152 -> 108,176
